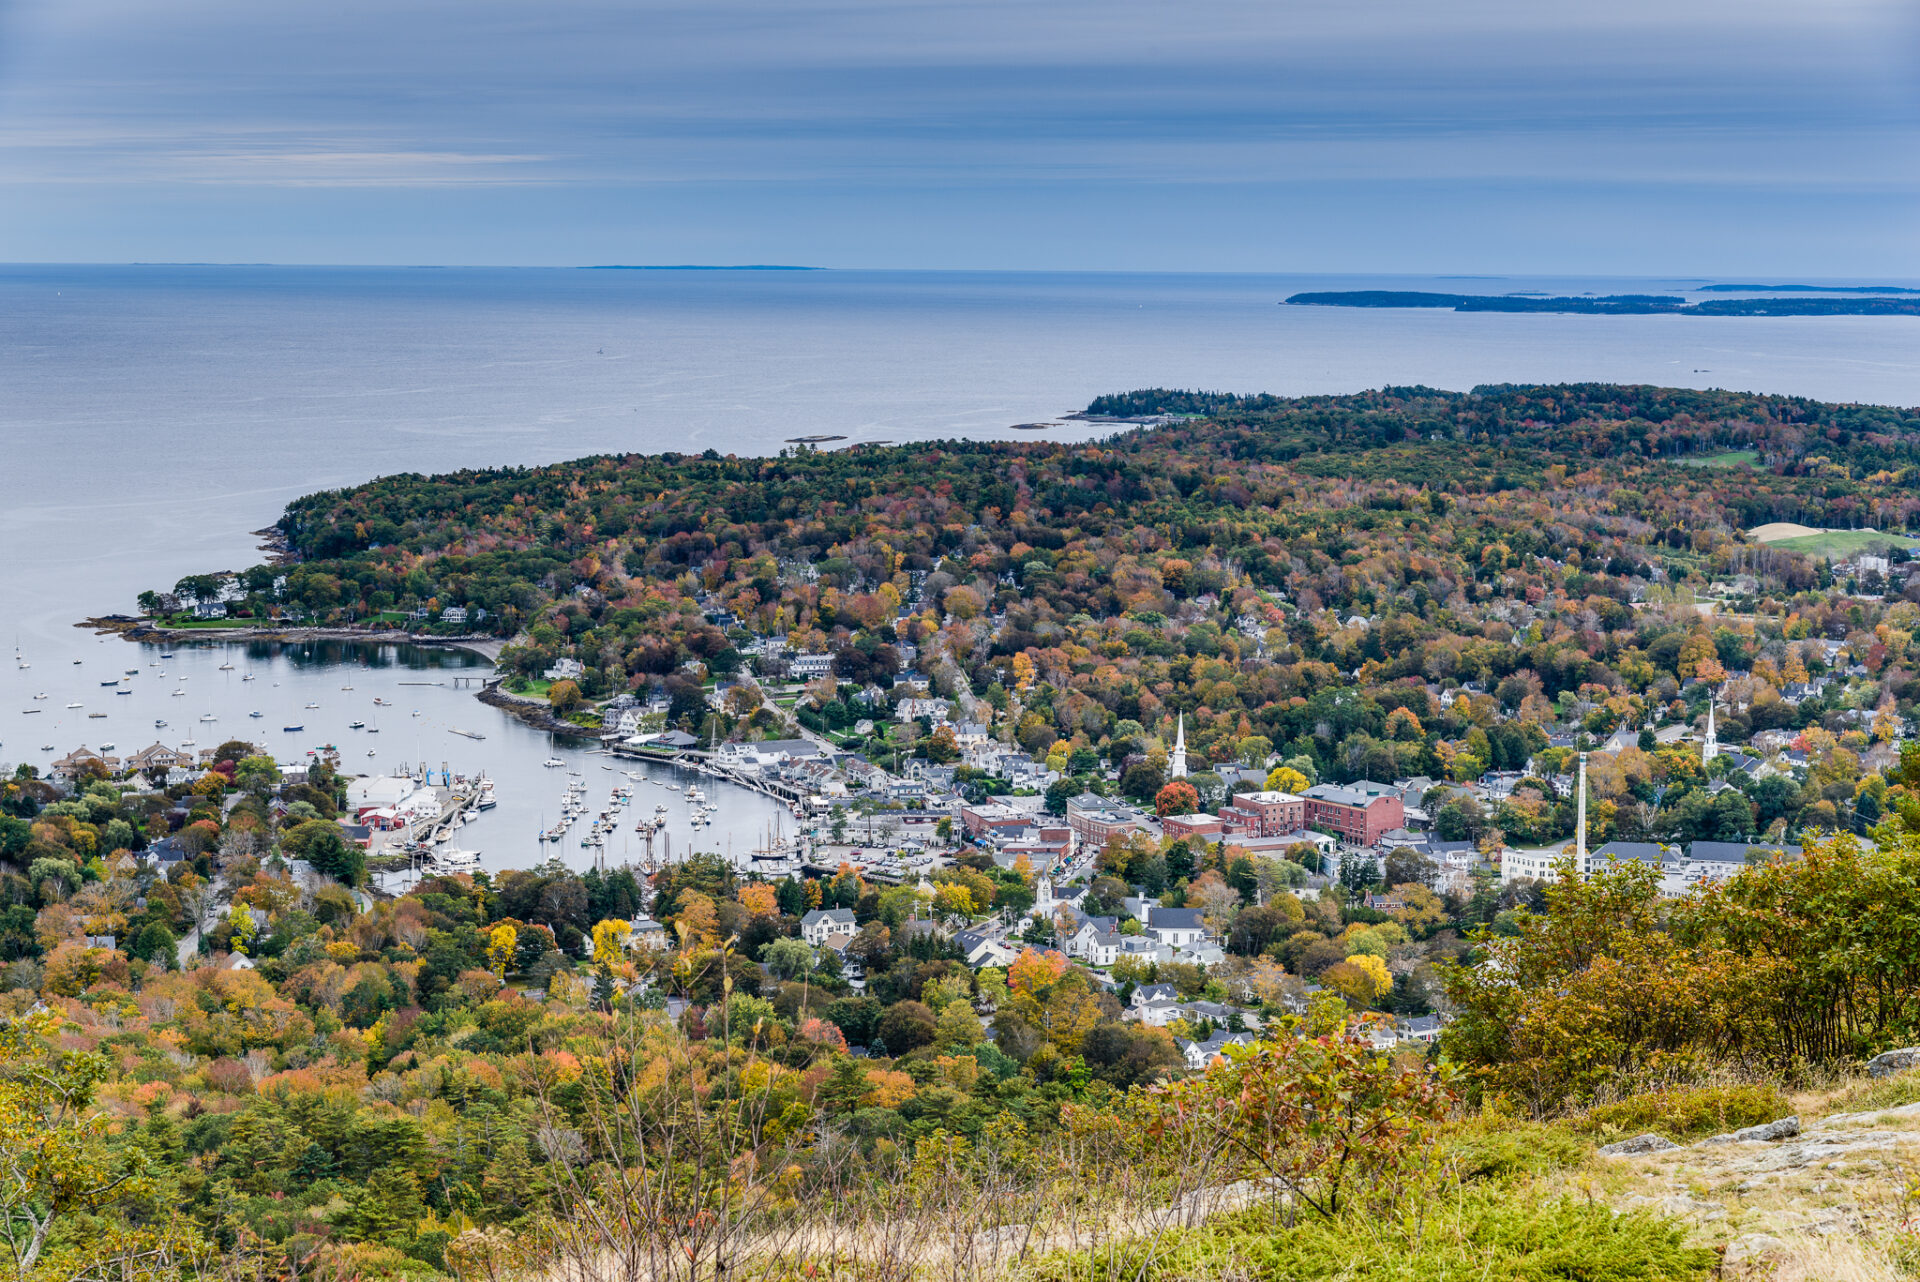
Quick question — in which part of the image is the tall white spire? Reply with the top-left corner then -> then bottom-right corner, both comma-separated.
1575,751 -> 1588,873
1170,713 -> 1188,778
1703,690 -> 1719,766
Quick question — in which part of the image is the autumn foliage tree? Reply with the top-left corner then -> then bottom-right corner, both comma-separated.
1155,780 -> 1200,817
1436,839 -> 1920,1113
1146,1033 -> 1456,1223
547,679 -> 583,712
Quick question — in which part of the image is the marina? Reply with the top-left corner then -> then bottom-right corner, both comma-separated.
0,636 -> 799,882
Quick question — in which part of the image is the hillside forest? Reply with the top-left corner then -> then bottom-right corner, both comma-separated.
9,384 -> 1920,1281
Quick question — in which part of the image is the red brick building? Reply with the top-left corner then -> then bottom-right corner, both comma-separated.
1161,813 -> 1225,841
1221,790 -> 1306,838
1302,783 -> 1405,847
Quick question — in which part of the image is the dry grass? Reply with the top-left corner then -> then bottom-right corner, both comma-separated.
1762,1237 -> 1909,1282
1547,1068 -> 1920,1280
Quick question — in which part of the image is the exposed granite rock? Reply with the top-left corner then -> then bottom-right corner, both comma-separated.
1866,1047 -> 1920,1078
1722,1233 -> 1787,1271
1597,1133 -> 1682,1156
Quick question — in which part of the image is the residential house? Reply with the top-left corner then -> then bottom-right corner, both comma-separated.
50,747 -> 118,782
789,652 -> 836,679
951,720 -> 990,749
627,915 -> 672,951
1131,982 -> 1179,1009
896,696 -> 951,722
800,908 -> 856,945
1178,1029 -> 1255,1070
544,658 -> 585,681
1397,1015 -> 1444,1046
1146,907 -> 1208,949
1060,915 -> 1119,961
125,743 -> 194,775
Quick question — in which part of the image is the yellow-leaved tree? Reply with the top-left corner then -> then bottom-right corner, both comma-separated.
486,922 -> 517,978
0,1009 -> 158,1281
591,918 -> 632,966
1265,765 -> 1310,795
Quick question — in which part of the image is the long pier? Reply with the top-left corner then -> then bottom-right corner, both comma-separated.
604,743 -> 813,808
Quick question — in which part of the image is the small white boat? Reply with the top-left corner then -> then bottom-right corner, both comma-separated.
249,711 -> 262,718
171,690 -> 186,697
21,708 -> 40,715
199,713 -> 217,722
32,693 -> 45,700
543,758 -> 566,768
242,673 -> 255,682
218,662 -> 233,671
304,702 -> 319,710
66,701 -> 82,708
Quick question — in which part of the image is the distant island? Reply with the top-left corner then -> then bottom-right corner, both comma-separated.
582,264 -> 821,271
1286,290 -> 1920,317
1697,283 -> 1920,294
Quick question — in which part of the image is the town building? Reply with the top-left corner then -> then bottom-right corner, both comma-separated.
1222,790 -> 1305,838
1302,782 -> 1405,847
800,908 -> 857,945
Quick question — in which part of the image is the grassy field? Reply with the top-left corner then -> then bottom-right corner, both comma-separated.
502,676 -> 555,698
1769,529 -> 1920,558
1679,450 -> 1759,468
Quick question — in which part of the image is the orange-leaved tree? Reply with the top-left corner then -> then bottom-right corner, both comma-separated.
1145,1032 -> 1455,1224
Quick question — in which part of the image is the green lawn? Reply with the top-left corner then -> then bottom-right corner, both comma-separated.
156,614 -> 254,629
1769,529 -> 1920,558
1678,450 -> 1758,468
504,676 -> 555,698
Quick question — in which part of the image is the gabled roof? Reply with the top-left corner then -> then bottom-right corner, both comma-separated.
1592,841 -> 1672,866
1687,841 -> 1800,864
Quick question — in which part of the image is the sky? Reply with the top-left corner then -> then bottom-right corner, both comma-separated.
0,0 -> 1917,272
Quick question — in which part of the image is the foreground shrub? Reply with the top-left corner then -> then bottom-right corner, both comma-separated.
1020,1188 -> 1716,1281
1436,1111 -> 1591,1183
1579,1082 -> 1793,1142
1143,1031 -> 1456,1222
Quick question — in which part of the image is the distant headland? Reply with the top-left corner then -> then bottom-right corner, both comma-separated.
1286,290 -> 1920,317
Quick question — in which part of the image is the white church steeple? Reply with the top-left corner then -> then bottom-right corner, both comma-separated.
1702,690 -> 1719,766
1170,713 -> 1188,778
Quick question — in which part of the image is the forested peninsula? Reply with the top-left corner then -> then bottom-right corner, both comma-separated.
1286,291 -> 1920,316
25,383 -> 1920,1282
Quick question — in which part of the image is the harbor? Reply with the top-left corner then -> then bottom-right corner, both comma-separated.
5,636 -> 799,880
